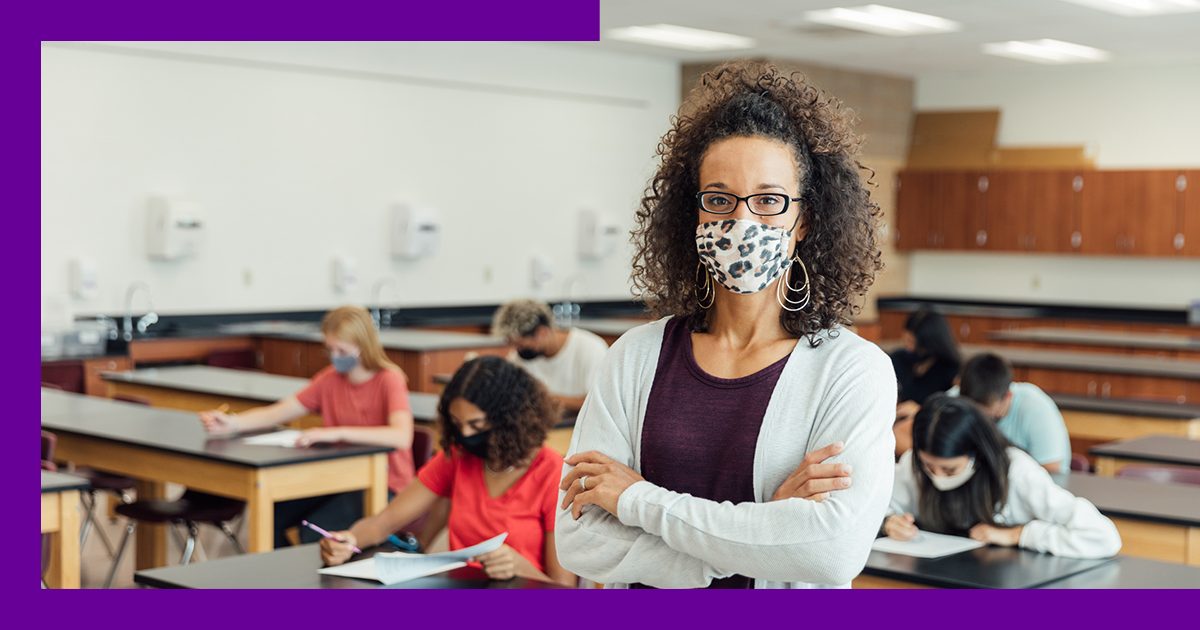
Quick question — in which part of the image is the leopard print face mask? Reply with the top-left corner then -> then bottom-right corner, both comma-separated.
695,218 -> 794,295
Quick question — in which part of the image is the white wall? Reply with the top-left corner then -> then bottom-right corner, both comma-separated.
908,62 -> 1200,309
41,42 -> 680,317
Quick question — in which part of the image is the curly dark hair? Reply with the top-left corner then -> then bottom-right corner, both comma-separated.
630,60 -> 883,346
436,356 -> 561,469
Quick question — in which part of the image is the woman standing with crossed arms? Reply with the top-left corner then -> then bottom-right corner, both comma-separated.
555,60 -> 897,588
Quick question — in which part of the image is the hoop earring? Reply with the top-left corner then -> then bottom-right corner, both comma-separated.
695,262 -> 715,309
777,254 -> 811,313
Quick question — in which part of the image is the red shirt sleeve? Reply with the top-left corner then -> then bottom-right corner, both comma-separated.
382,369 -> 411,414
294,367 -> 333,412
417,449 -> 456,498
540,448 -> 565,533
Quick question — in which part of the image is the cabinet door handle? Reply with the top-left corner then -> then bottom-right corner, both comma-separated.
1073,175 -> 1084,192
1087,381 -> 1097,397
1178,174 -> 1188,193
976,230 -> 988,247
1176,233 -> 1186,251
1071,231 -> 1082,249
978,176 -> 989,193
1101,382 -> 1111,398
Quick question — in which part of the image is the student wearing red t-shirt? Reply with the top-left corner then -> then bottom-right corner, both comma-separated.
320,356 -> 575,586
198,306 -> 415,547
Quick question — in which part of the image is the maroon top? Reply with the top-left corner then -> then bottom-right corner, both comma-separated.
633,316 -> 790,589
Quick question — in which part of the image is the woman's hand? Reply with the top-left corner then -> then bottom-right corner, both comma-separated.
771,442 -> 852,502
883,514 -> 918,541
296,427 -> 346,447
198,410 -> 238,435
474,544 -> 521,581
318,530 -> 358,566
969,523 -> 1023,547
559,451 -> 645,519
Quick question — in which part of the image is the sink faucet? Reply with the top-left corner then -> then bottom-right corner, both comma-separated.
370,277 -> 400,328
556,274 -> 584,327
123,282 -> 158,341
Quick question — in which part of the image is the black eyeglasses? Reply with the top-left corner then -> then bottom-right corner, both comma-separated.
696,191 -> 801,217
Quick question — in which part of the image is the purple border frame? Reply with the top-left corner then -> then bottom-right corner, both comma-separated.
14,0 -> 1190,625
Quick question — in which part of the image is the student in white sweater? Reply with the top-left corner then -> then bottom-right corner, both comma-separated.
553,60 -> 898,588
884,394 -> 1121,559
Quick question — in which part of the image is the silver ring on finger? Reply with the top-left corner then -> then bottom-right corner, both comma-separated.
579,475 -> 588,491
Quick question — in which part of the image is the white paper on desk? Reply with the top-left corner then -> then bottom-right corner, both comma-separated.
318,532 -> 508,586
871,531 -> 984,558
241,430 -> 302,447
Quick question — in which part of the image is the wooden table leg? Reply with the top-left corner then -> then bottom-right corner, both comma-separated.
134,480 -> 169,569
43,490 -> 81,588
246,478 -> 275,553
364,453 -> 389,516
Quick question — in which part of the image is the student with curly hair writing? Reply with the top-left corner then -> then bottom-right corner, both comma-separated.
320,356 -> 576,586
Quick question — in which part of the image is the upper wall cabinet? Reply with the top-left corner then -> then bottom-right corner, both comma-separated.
894,168 -> 1196,258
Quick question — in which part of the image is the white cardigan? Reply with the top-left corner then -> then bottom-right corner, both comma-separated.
889,448 -> 1122,559
555,316 -> 898,588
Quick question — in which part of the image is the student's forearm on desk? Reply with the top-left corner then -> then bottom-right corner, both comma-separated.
350,481 -> 439,546
334,426 -> 413,449
232,398 -> 307,430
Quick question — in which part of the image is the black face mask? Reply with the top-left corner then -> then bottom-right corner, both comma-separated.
516,348 -> 543,361
455,429 -> 491,460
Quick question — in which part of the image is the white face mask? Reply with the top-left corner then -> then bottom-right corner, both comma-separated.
695,218 -> 793,295
927,457 -> 976,492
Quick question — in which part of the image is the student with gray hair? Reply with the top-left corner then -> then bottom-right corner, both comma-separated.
492,299 -> 609,414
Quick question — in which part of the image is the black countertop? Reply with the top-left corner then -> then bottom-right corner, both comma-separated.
40,389 -> 393,467
102,365 -> 440,422
861,545 -> 1114,588
1090,435 -> 1200,467
879,340 -> 1200,380
1054,472 -> 1200,528
877,295 -> 1195,327
1039,555 -> 1200,588
134,543 -> 566,589
1049,393 -> 1200,420
40,470 -> 90,494
991,327 -> 1200,352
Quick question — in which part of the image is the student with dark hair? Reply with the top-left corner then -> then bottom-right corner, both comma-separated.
891,307 -> 962,456
892,307 -> 961,405
883,394 -> 1120,559
320,356 -> 576,586
954,353 -> 1071,473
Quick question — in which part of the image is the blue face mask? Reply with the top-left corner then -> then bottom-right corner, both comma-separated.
331,354 -> 359,374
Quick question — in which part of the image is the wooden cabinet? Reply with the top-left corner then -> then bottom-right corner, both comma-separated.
41,356 -> 131,396
258,338 -> 313,378
1080,170 -> 1179,256
1182,170 -> 1200,256
895,172 -> 933,251
880,309 -> 910,340
83,356 -> 132,396
895,168 -> 1195,257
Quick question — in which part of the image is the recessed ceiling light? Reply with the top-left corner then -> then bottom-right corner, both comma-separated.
1057,0 -> 1200,16
803,4 -> 961,36
982,39 -> 1112,64
605,24 -> 756,51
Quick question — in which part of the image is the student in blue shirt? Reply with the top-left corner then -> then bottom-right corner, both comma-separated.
954,353 -> 1072,473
